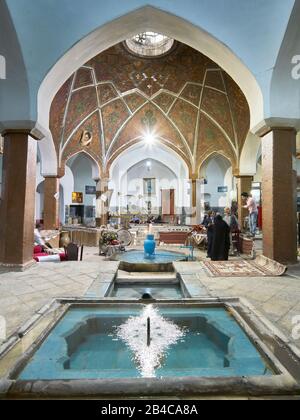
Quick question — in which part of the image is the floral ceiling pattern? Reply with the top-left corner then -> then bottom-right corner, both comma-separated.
50,42 -> 250,177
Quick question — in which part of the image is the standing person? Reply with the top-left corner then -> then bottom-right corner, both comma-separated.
241,193 -> 258,237
224,207 -> 239,255
211,215 -> 230,261
202,211 -> 215,258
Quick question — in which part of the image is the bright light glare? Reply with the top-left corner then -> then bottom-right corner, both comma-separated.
144,133 -> 156,145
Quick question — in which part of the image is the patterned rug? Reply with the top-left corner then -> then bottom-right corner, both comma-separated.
202,258 -> 287,277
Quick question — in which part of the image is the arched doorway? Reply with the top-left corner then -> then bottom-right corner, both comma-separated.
109,141 -> 190,223
61,152 -> 100,225
199,153 -> 233,221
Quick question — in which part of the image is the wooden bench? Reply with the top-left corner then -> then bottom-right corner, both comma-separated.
158,231 -> 190,245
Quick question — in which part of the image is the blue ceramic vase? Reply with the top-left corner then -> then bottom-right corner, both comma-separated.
144,234 -> 156,256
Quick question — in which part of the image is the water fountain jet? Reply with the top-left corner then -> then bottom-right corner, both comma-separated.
147,317 -> 151,347
116,305 -> 186,377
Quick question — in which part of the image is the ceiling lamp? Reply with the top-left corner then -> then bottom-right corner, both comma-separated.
144,133 -> 156,145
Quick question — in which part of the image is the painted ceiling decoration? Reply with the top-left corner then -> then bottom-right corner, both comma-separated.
50,42 -> 250,177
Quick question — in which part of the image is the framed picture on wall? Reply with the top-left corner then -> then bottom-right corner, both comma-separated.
72,192 -> 83,204
143,178 -> 156,195
85,186 -> 96,195
218,186 -> 228,193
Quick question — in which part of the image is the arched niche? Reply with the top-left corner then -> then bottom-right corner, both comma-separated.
109,141 -> 190,215
198,153 -> 233,217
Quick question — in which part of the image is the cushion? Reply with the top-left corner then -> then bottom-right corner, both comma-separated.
34,246 -> 43,254
34,253 -> 67,263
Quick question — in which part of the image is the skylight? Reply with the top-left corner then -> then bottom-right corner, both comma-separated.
126,32 -> 174,57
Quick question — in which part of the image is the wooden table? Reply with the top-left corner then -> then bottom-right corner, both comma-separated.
62,226 -> 102,247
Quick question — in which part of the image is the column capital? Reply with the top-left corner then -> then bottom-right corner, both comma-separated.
235,174 -> 254,179
253,118 -> 299,138
1,129 -> 41,140
43,175 -> 62,180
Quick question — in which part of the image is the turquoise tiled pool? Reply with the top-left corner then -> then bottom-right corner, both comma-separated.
110,283 -> 185,299
113,250 -> 188,264
19,306 -> 273,380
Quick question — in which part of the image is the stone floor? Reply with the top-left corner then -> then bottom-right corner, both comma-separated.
0,244 -> 300,354
0,248 -> 116,340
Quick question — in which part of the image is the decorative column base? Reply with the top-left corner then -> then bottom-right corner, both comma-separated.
0,260 -> 37,273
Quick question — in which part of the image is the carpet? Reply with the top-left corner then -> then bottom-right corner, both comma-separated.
202,257 -> 287,277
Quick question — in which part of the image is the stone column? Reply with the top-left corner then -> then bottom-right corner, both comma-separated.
190,177 -> 197,225
43,177 -> 60,230
261,128 -> 297,264
191,178 -> 197,209
236,176 -> 253,230
95,178 -> 109,227
0,131 -> 37,270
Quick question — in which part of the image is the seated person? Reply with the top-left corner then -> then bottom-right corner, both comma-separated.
34,224 -> 54,254
147,216 -> 155,224
131,215 -> 141,224
153,215 -> 163,224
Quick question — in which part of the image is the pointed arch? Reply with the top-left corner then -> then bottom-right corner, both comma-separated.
199,151 -> 232,178
36,5 -> 264,176
239,132 -> 261,175
109,140 -> 189,180
64,150 -> 101,180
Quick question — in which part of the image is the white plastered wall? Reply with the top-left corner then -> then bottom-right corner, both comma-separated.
109,142 -> 190,215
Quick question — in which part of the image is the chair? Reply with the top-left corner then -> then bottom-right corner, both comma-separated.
64,243 -> 84,261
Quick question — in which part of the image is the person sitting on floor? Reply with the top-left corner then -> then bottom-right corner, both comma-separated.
131,215 -> 141,224
211,215 -> 231,261
34,224 -> 54,254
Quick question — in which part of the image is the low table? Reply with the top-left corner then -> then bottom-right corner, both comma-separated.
62,226 -> 102,247
158,231 -> 190,245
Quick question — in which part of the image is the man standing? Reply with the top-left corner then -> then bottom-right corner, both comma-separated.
241,193 -> 258,237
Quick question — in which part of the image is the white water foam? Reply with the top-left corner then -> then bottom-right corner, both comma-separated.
115,305 -> 186,378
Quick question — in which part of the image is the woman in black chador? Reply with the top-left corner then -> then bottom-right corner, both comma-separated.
202,211 -> 215,258
211,215 -> 230,261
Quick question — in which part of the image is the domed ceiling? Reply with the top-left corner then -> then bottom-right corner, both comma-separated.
50,41 -> 250,177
